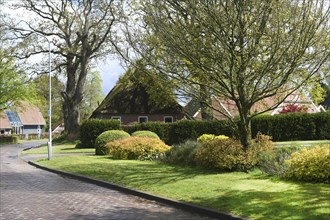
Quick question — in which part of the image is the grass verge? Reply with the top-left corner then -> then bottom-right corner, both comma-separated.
22,144 -> 95,154
274,140 -> 330,147
35,154 -> 330,220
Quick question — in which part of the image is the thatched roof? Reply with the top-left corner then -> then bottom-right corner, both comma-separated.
92,68 -> 183,115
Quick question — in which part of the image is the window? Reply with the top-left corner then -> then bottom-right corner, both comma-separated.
164,116 -> 173,123
111,116 -> 121,122
138,116 -> 148,123
5,110 -> 23,126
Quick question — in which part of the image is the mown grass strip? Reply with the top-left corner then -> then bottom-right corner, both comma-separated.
36,155 -> 330,220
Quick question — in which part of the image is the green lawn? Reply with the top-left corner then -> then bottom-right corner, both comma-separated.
36,154 -> 330,220
22,144 -> 95,154
274,140 -> 330,147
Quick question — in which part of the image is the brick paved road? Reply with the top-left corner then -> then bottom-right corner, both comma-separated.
0,142 -> 216,220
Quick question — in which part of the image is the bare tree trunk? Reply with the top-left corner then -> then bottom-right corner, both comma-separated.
237,113 -> 252,150
62,97 -> 80,138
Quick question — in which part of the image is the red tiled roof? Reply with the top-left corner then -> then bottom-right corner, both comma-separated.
0,112 -> 11,129
16,102 -> 46,125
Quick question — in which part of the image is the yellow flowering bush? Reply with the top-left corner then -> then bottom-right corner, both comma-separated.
195,134 -> 274,171
285,145 -> 330,182
106,136 -> 171,160
197,134 -> 229,143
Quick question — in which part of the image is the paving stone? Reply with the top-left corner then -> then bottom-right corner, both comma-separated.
0,143 -> 217,220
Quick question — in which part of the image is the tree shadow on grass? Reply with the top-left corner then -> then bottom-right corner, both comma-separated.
66,159 -> 217,188
191,184 -> 330,220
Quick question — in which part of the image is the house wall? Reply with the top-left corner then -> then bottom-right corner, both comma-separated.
0,129 -> 11,134
93,113 -> 185,125
22,125 -> 45,135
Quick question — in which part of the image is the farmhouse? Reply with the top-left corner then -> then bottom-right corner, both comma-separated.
0,102 -> 46,137
91,68 -> 186,124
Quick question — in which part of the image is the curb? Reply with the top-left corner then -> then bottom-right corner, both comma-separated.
27,160 -> 246,220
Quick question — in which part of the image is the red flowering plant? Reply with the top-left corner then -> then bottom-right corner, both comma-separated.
279,104 -> 308,114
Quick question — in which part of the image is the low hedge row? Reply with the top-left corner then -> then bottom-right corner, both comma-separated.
251,111 -> 330,141
79,119 -> 120,148
0,135 -> 19,144
122,120 -> 233,145
81,112 -> 329,146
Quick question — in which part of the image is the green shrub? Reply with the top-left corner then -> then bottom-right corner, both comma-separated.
122,122 -> 171,143
95,130 -> 130,155
251,112 -> 330,141
0,135 -> 19,144
246,133 -> 274,167
285,145 -> 330,182
194,138 -> 246,171
258,144 -> 301,176
80,119 -> 120,148
197,134 -> 229,142
106,136 -> 171,160
168,120 -> 233,144
164,140 -> 202,166
195,134 -> 273,172
131,130 -> 160,139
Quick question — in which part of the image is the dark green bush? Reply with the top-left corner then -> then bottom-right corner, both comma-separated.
122,122 -> 171,143
80,119 -> 120,148
0,135 -> 19,144
164,140 -> 202,166
95,130 -> 130,155
131,130 -> 160,139
252,112 -> 330,141
168,120 -> 233,144
106,136 -> 171,160
285,145 -> 330,182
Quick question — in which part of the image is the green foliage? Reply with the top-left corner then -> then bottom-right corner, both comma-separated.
0,50 -> 36,110
0,135 -> 18,144
197,134 -> 229,142
285,145 -> 330,182
79,119 -> 121,148
195,138 -> 246,171
80,70 -> 105,122
251,112 -> 330,141
258,144 -> 301,177
164,140 -> 202,166
105,136 -> 171,160
95,130 -> 130,155
169,120 -> 233,144
123,122 -> 171,143
195,134 -> 273,172
131,130 -> 160,139
33,75 -> 65,130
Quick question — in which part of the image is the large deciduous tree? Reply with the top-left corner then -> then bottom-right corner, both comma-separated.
0,50 -> 35,111
119,0 -> 330,148
8,0 -> 119,137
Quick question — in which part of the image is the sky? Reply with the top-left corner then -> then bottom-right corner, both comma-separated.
3,1 -> 125,97
96,59 -> 125,95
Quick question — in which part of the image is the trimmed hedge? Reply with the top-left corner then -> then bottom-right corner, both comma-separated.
79,119 -> 120,148
0,135 -> 19,144
131,130 -> 160,139
123,120 -> 233,145
122,122 -> 171,143
95,130 -> 130,155
83,112 -> 329,147
251,112 -> 330,141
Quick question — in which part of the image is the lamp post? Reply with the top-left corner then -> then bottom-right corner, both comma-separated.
47,39 -> 52,160
33,33 -> 52,160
